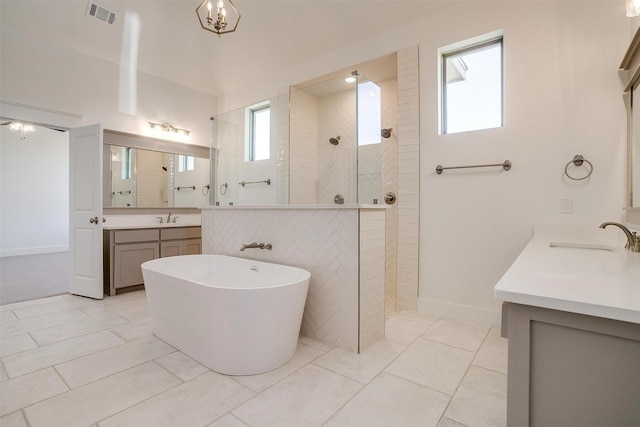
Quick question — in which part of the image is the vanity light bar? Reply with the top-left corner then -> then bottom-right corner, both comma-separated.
148,122 -> 191,137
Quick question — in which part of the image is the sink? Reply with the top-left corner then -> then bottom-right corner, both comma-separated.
549,242 -> 615,252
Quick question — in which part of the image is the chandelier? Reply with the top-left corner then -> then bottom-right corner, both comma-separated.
196,0 -> 241,36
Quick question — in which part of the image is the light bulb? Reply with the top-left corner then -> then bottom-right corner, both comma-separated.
207,1 -> 212,11
217,0 -> 224,9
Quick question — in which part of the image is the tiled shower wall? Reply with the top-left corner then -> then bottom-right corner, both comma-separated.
201,207 -> 385,353
289,90 -> 319,204
379,79 -> 399,313
396,46 -> 420,311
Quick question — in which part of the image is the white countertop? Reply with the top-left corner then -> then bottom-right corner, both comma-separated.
200,204 -> 387,210
494,225 -> 640,324
103,214 -> 201,230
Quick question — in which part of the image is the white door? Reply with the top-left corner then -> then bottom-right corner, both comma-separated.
68,124 -> 104,299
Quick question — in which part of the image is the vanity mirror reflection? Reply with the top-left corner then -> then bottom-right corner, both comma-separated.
103,130 -> 211,209
622,27 -> 640,225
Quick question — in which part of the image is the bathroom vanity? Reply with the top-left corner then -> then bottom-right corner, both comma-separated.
494,226 -> 640,426
103,222 -> 201,296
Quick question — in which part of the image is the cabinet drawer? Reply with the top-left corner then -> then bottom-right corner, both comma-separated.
114,229 -> 159,243
160,226 -> 201,240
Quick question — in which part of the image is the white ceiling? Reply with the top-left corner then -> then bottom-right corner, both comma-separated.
0,0 -> 434,97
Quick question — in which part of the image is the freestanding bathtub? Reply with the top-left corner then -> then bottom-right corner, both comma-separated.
141,254 -> 311,375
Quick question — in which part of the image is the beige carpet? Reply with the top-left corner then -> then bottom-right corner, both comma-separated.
0,252 -> 69,305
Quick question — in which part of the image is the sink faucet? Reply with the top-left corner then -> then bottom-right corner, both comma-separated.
240,242 -> 273,251
599,222 -> 640,252
167,212 -> 172,223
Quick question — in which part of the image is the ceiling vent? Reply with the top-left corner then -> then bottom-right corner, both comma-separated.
86,1 -> 116,25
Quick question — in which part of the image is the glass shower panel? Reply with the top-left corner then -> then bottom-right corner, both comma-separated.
356,74 -> 382,204
211,93 -> 288,206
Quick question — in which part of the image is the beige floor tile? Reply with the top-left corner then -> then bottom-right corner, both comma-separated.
0,311 -> 18,324
2,330 -> 124,378
24,362 -> 181,427
55,336 -> 176,388
437,417 -> 468,427
0,296 -> 66,313
155,351 -> 209,381
298,335 -> 335,352
81,297 -> 148,320
109,318 -> 154,342
12,297 -> 97,320
444,366 -> 507,427
0,334 -> 37,357
1,309 -> 88,339
232,364 -> 362,427
0,368 -> 68,416
233,343 -> 324,393
313,339 -> 406,384
472,334 -> 508,375
0,410 -> 29,427
385,313 -> 435,345
98,371 -> 254,427
0,362 -> 8,382
385,339 -> 474,395
422,318 -> 490,352
326,372 -> 450,427
29,312 -> 128,347
206,413 -> 249,427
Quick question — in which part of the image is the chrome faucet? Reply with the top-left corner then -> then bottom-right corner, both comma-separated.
240,242 -> 273,251
599,222 -> 640,252
167,212 -> 172,223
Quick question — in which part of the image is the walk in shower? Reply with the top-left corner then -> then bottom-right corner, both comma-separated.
210,71 -> 383,206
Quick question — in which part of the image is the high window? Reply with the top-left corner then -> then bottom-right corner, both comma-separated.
441,35 -> 503,134
246,102 -> 270,161
178,155 -> 195,172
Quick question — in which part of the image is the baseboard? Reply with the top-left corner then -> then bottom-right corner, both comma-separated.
418,297 -> 502,329
0,245 -> 69,258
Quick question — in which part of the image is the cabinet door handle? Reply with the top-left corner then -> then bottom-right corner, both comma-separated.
90,217 -> 98,224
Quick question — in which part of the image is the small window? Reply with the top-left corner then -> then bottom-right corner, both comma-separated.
121,147 -> 132,179
248,104 -> 270,161
178,155 -> 195,172
441,36 -> 503,134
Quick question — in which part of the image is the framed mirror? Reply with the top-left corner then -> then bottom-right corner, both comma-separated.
103,130 -> 211,209
622,27 -> 640,225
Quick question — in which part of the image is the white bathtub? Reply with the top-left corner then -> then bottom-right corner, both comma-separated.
141,254 -> 310,375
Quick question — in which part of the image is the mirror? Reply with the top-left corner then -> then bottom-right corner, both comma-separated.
622,27 -> 640,225
103,130 -> 211,209
632,84 -> 640,209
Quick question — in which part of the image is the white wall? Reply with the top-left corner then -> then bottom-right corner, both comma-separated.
218,2 -> 632,324
1,24 -> 217,148
0,126 -> 69,256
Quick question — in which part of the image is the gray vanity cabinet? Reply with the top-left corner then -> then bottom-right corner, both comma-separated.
103,226 -> 201,296
159,227 -> 202,257
503,303 -> 640,426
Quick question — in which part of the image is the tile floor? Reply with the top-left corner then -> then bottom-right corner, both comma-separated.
0,291 -> 507,427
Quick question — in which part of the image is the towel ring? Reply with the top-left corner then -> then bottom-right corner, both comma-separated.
219,182 -> 228,195
564,155 -> 593,181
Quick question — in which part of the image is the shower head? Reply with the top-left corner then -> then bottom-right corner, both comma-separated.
381,128 -> 393,139
329,136 -> 341,145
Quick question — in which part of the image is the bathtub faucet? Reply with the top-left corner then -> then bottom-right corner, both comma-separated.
240,242 -> 273,251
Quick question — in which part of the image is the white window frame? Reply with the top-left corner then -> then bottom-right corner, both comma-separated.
245,101 -> 271,162
439,31 -> 504,135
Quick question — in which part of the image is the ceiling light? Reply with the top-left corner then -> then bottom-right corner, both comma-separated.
627,0 -> 640,17
5,121 -> 36,140
345,76 -> 356,83
196,0 -> 240,36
